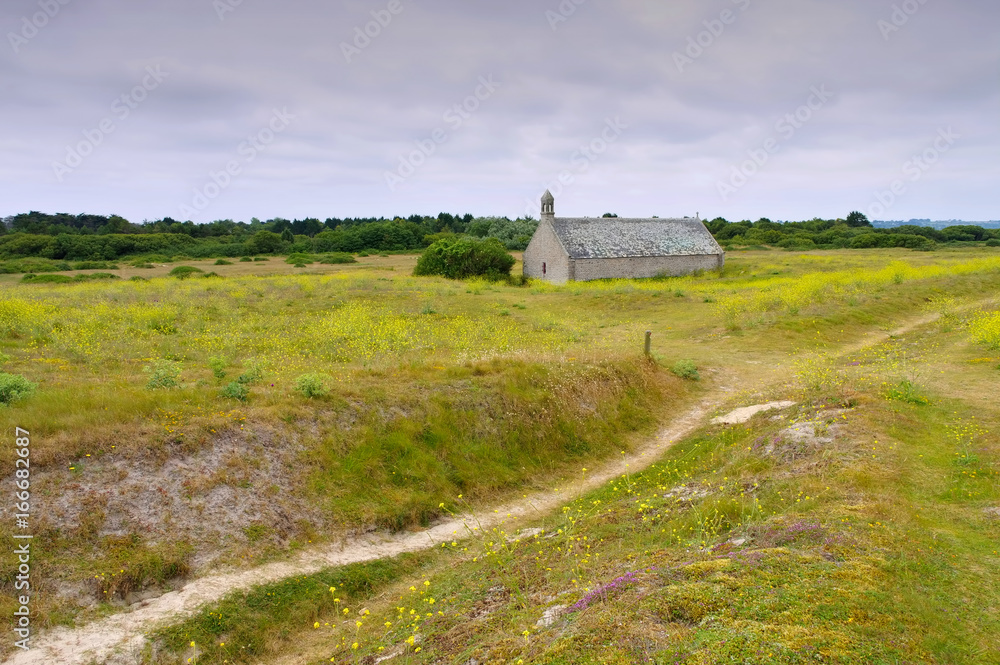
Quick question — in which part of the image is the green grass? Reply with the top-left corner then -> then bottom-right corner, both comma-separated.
2,249 -> 1000,648
146,553 -> 438,664
135,277 -> 1000,665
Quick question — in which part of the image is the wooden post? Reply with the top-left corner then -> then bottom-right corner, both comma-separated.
644,331 -> 651,357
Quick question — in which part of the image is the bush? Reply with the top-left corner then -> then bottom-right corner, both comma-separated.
239,256 -> 253,262
294,373 -> 333,398
220,381 -> 249,401
253,257 -> 268,262
144,360 -> 181,389
885,379 -> 929,405
79,272 -> 119,280
244,231 -> 283,255
0,259 -> 72,274
22,274 -> 73,284
236,360 -> 265,385
0,373 -> 36,405
413,237 -> 515,281
285,253 -> 315,265
214,259 -> 233,265
208,357 -> 227,379
671,359 -> 700,381
169,266 -> 204,279
986,239 -> 1000,247
72,261 -> 119,270
318,252 -> 357,265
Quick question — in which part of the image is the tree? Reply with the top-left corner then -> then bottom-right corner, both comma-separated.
244,230 -> 284,254
846,211 -> 873,228
280,228 -> 294,243
413,237 -> 515,280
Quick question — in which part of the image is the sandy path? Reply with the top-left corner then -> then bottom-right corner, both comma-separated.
4,310 -> 946,665
5,397 -> 719,665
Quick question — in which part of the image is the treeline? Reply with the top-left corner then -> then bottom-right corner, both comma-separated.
2,210 -> 999,262
707,213 -> 1000,251
0,212 -> 539,261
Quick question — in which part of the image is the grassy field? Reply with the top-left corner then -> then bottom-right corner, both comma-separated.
1,247 -> 999,662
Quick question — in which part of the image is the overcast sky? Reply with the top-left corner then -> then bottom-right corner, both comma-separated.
2,0 -> 997,223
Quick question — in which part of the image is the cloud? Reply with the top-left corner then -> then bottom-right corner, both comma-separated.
0,0 -> 996,222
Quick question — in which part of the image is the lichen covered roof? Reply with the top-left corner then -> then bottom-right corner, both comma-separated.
549,218 -> 723,259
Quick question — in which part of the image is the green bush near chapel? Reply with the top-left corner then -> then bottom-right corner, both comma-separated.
0,373 -> 36,405
169,266 -> 204,279
413,237 -> 515,281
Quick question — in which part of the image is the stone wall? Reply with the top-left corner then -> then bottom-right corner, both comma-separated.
572,253 -> 724,281
522,221 -> 572,283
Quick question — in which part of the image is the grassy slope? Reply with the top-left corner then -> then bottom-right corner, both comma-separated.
152,329 -> 1000,665
127,251 -> 1000,665
1,249 -> 999,661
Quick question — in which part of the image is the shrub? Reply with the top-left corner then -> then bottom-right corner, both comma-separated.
285,253 -> 315,265
220,381 -> 249,401
214,259 -> 233,265
237,360 -> 265,385
72,261 -> 119,270
294,373 -> 333,398
78,272 -> 119,280
144,360 -> 181,390
22,274 -> 73,284
0,373 -> 36,405
239,256 -> 254,262
885,379 -> 929,405
208,357 -> 227,379
244,231 -> 284,255
318,253 -> 357,265
413,237 -> 515,281
986,239 -> 1000,247
129,276 -> 148,281
671,359 -> 700,381
132,263 -> 155,269
202,271 -> 222,278
253,257 -> 268,262
293,263 -> 306,268
169,266 -> 204,279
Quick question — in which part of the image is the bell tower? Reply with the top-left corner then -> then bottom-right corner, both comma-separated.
540,190 -> 555,221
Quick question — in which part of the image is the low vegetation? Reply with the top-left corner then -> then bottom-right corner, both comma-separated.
1,248 -> 999,662
413,236 -> 516,280
142,289 -> 1000,665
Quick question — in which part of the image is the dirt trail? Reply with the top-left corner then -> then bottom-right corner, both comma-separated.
4,312 -> 944,665
6,397 -> 718,665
